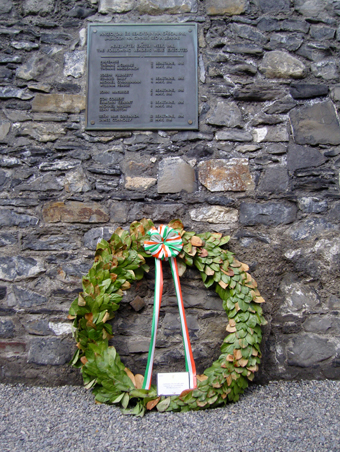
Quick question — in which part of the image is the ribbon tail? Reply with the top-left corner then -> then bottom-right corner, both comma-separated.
170,257 -> 197,389
142,258 -> 163,390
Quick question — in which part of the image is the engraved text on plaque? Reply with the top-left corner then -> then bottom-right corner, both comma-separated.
86,24 -> 198,130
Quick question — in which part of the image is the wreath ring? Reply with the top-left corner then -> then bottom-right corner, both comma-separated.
69,218 -> 267,416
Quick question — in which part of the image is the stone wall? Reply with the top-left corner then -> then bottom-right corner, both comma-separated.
1,0 -> 340,385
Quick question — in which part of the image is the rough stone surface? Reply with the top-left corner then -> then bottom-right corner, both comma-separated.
288,218 -> 337,241
205,101 -> 242,127
28,337 -> 73,365
16,54 -> 58,81
253,126 -> 289,142
158,158 -> 196,194
206,0 -> 246,15
215,130 -> 252,142
63,51 -> 86,79
311,59 -> 339,80
0,0 -> 12,14
287,335 -> 335,367
0,121 -> 11,140
83,226 -> 117,250
43,201 -> 110,223
198,158 -> 254,192
138,0 -> 197,14
23,0 -> 54,14
98,0 -> 135,13
259,51 -> 306,79
240,202 -> 297,225
257,166 -> 289,193
189,206 -> 238,225
257,0 -> 290,12
290,84 -> 329,99
32,94 -> 86,113
125,176 -> 157,191
295,0 -> 329,17
0,257 -> 45,282
0,210 -> 39,228
287,144 -> 326,171
289,101 -> 340,145
12,286 -> 48,308
0,318 -> 15,338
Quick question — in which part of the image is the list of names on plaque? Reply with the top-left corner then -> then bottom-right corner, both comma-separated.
86,24 -> 198,130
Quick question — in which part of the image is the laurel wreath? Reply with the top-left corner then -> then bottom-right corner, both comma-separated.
68,218 -> 267,416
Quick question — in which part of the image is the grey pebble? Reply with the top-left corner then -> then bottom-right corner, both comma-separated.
0,380 -> 339,452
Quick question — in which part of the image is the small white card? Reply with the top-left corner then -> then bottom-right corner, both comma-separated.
157,372 -> 190,396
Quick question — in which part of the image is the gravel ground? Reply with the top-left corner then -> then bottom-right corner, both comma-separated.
0,380 -> 339,452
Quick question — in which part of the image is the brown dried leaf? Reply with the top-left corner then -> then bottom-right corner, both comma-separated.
121,281 -> 131,291
221,393 -> 227,399
197,374 -> 208,382
67,314 -> 76,320
230,259 -> 241,268
124,367 -> 136,387
229,319 -> 236,327
85,313 -> 93,322
240,263 -> 249,272
102,311 -> 110,323
235,302 -> 240,312
197,400 -> 208,407
226,324 -> 237,333
252,348 -> 258,357
219,280 -> 228,289
238,358 -> 248,367
191,236 -> 203,247
146,397 -> 160,410
187,246 -> 197,257
226,375 -> 232,386
199,248 -> 209,258
226,354 -> 234,362
78,294 -> 86,306
135,374 -> 144,389
247,365 -> 259,372
80,356 -> 88,365
168,219 -> 184,231
205,266 -> 215,276
245,273 -> 252,283
234,349 -> 242,360
110,273 -> 118,282
254,296 -> 265,304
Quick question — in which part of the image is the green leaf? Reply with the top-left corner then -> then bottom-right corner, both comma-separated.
157,397 -> 171,412
122,392 -> 130,409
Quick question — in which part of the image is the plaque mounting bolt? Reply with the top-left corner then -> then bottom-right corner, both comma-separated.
189,29 -> 192,32
91,120 -> 95,125
93,29 -> 97,33
188,120 -> 193,125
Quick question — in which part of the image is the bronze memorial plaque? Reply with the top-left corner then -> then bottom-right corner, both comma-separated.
86,23 -> 198,130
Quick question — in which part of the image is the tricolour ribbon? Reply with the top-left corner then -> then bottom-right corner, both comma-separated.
142,225 -> 197,390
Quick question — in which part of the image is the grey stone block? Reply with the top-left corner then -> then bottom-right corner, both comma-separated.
0,257 -> 45,282
288,218 -> 337,241
257,166 -> 289,193
83,227 -> 117,251
13,286 -> 47,308
240,202 -> 297,226
0,317 -> 15,338
158,157 -> 196,194
256,0 -> 290,13
0,210 -> 39,228
287,334 -> 335,368
28,337 -> 74,365
289,101 -> 340,146
290,84 -> 329,100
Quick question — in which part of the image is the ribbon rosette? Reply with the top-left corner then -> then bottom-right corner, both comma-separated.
144,225 -> 183,260
142,225 -> 196,392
